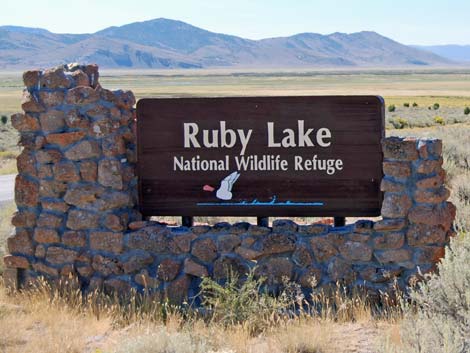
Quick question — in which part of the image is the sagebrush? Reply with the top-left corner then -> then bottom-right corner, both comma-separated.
382,233 -> 470,353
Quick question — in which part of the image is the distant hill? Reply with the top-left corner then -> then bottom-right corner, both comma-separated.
413,44 -> 470,63
0,18 -> 455,69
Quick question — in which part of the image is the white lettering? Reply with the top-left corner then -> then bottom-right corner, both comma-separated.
183,123 -> 200,148
238,129 -> 252,156
220,121 -> 236,148
267,122 -> 280,147
203,129 -> 219,148
282,128 -> 297,147
267,121 -> 332,149
173,155 -> 229,171
294,155 -> 343,175
298,120 -> 314,147
183,121 -> 252,155
317,128 -> 332,147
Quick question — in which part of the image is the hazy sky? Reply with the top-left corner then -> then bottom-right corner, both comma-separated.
2,0 -> 469,45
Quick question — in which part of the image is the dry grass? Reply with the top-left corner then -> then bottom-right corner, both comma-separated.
0,201 -> 15,274
0,119 -> 19,150
386,96 -> 470,108
0,159 -> 16,175
0,275 -> 401,353
109,319 -> 397,353
0,120 -> 20,176
96,69 -> 470,98
0,151 -> 18,175
0,289 -> 112,353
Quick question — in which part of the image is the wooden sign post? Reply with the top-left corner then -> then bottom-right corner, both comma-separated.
137,96 -> 384,219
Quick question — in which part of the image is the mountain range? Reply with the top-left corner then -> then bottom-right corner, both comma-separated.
0,18 -> 462,69
413,45 -> 470,62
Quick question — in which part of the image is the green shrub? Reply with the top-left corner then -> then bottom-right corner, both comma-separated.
0,115 -> 7,125
390,117 -> 409,129
388,104 -> 396,112
403,102 -> 410,107
433,103 -> 440,110
412,102 -> 418,107
434,116 -> 445,125
199,269 -> 297,333
464,107 -> 470,115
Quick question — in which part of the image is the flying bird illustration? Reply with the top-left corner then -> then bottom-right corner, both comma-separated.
203,171 -> 240,200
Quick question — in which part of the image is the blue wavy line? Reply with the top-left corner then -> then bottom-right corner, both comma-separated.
197,196 -> 324,207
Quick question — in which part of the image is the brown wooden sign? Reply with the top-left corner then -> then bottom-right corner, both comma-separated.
137,96 -> 384,217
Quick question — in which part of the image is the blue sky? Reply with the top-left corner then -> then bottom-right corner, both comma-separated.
2,0 -> 469,45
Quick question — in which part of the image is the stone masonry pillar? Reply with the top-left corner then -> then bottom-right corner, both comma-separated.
4,64 -> 140,288
380,137 -> 456,275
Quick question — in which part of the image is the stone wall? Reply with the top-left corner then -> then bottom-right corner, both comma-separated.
3,65 -> 456,302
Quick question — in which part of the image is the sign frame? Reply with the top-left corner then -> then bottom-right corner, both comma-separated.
137,96 -> 385,218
